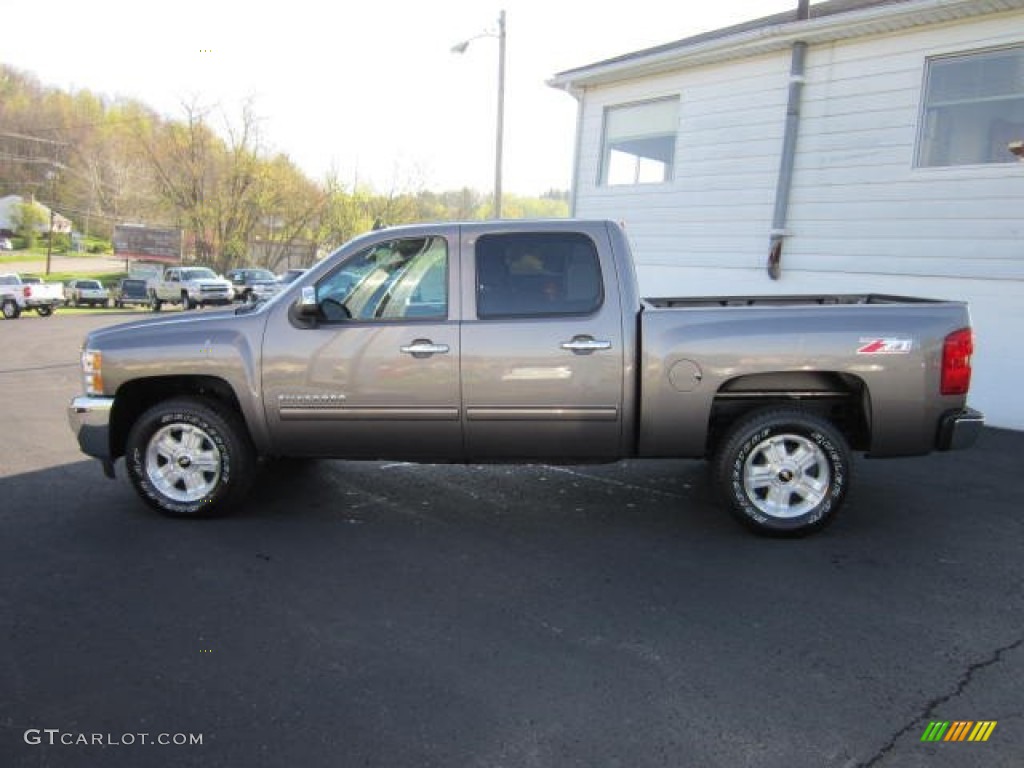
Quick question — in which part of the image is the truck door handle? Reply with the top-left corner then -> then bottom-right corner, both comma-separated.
560,336 -> 612,353
400,340 -> 450,357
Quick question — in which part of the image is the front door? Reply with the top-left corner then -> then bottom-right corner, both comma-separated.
261,229 -> 462,460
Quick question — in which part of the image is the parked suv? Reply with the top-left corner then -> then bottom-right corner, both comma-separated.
66,279 -> 110,308
112,278 -> 150,308
227,268 -> 280,304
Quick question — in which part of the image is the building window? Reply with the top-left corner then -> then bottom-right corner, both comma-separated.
917,46 -> 1024,167
600,98 -> 679,185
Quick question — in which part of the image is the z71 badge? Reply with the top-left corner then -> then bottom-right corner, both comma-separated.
857,338 -> 913,355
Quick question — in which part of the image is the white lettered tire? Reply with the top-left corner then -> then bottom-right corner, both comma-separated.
713,408 -> 851,536
125,397 -> 256,517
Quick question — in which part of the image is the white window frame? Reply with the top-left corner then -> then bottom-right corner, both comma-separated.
916,44 -> 1024,168
599,97 -> 680,186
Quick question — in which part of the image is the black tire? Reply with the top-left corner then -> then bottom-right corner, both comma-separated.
712,408 -> 851,536
125,397 -> 257,518
182,292 -> 195,310
150,293 -> 162,312
2,298 -> 20,319
36,305 -> 54,317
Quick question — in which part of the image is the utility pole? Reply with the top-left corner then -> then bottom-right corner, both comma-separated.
44,167 -> 57,276
494,9 -> 506,219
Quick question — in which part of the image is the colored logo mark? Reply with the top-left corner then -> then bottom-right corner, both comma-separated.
921,721 -> 997,742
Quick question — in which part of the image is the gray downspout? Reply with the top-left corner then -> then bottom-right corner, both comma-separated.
768,0 -> 810,280
569,87 -> 585,218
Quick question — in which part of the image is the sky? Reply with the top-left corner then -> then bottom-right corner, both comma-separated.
1,0 -> 799,195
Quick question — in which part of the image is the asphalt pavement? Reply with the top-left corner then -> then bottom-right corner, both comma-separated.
1,311 -> 1021,767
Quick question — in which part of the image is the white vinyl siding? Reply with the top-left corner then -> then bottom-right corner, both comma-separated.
575,54 -> 787,272
570,9 -> 1024,428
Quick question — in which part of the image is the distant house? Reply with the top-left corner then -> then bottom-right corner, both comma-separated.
550,0 -> 1024,429
0,194 -> 72,236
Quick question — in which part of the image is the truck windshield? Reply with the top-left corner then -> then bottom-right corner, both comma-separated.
181,269 -> 218,280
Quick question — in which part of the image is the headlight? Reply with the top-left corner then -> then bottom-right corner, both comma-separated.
82,349 -> 104,395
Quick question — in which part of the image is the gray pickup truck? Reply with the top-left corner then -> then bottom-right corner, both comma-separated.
68,220 -> 982,535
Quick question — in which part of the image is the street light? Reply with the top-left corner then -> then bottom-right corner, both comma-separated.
452,9 -> 506,219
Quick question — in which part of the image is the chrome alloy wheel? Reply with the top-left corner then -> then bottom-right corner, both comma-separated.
742,434 -> 830,519
145,423 -> 222,502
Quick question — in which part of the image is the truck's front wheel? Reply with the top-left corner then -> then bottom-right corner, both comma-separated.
712,408 -> 851,536
125,397 -> 256,518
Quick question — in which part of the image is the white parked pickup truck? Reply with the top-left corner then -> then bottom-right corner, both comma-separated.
149,267 -> 234,311
0,273 -> 64,318
66,278 -> 111,308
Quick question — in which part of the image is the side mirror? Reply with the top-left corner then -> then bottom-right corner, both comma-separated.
288,286 -> 320,329
297,286 -> 318,316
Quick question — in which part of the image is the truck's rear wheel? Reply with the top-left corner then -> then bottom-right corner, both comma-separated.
125,397 -> 256,518
712,408 -> 851,536
3,299 -> 21,319
36,305 -> 54,317
150,293 -> 162,312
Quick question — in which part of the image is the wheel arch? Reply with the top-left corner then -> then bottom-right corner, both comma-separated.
707,371 -> 871,455
109,376 -> 249,461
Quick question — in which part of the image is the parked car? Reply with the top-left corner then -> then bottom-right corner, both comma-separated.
67,219 -> 982,535
112,278 -> 150,308
66,279 -> 111,308
0,237 -> 13,251
226,267 -> 281,304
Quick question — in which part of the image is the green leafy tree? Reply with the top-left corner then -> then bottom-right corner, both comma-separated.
12,200 -> 48,248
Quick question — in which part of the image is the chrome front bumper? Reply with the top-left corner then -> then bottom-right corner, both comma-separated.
937,407 -> 985,451
68,396 -> 116,476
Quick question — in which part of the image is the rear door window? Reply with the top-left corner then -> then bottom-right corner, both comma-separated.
475,232 -> 603,319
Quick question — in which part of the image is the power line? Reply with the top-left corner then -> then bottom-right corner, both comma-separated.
0,131 -> 69,146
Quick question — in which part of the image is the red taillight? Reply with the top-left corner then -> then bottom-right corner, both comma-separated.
23,285 -> 32,298
941,328 -> 973,396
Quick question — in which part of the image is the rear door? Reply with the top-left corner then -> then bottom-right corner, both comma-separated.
459,227 -> 625,460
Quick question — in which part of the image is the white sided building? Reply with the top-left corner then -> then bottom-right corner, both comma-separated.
550,0 -> 1024,429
